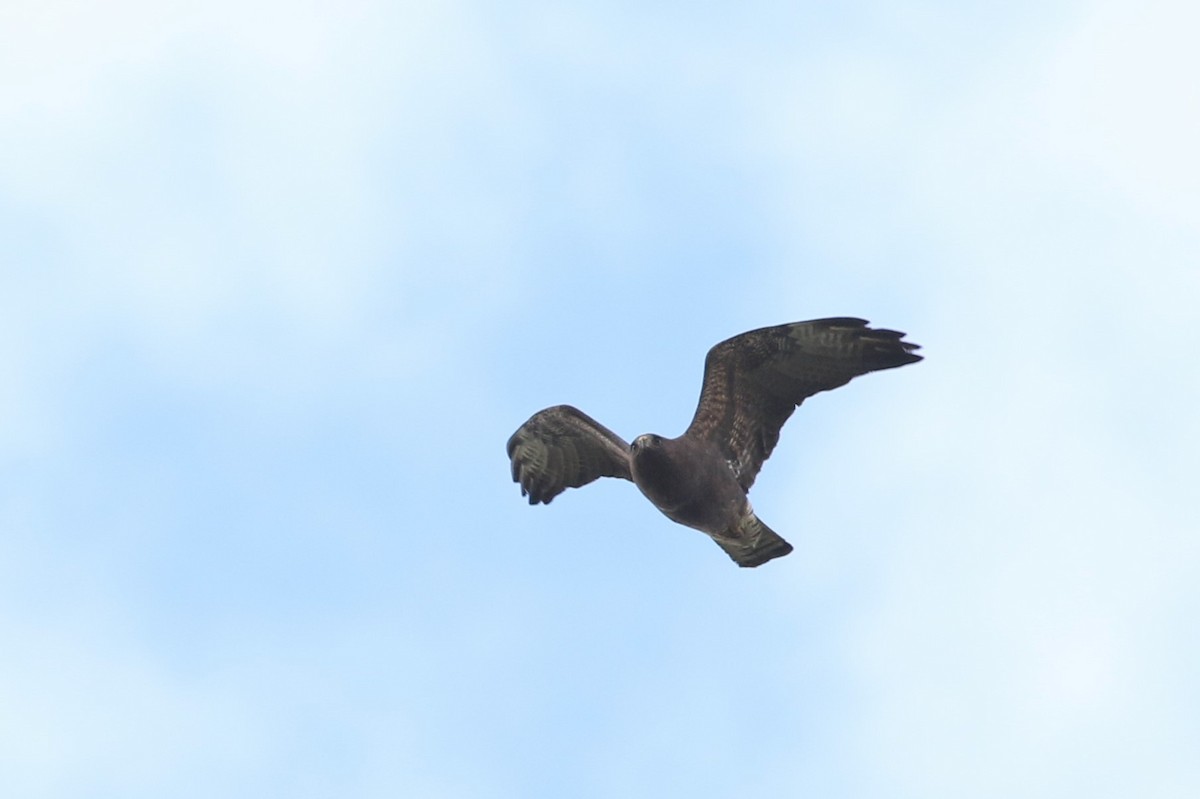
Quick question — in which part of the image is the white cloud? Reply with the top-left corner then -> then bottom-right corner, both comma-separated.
0,609 -> 265,796
733,1 -> 1200,796
4,1 -> 1198,796
1031,0 -> 1200,224
0,0 -> 543,458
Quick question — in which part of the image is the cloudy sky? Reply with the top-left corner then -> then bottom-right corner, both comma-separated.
2,1 -> 1198,796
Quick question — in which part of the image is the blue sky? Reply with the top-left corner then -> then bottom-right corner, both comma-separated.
3,1 -> 1198,796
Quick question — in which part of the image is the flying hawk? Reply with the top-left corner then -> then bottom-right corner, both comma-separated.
506,318 -> 921,567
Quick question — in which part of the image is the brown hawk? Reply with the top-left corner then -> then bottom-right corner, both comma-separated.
507,318 -> 922,567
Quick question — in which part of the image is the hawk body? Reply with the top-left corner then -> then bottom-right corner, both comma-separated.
506,318 -> 921,567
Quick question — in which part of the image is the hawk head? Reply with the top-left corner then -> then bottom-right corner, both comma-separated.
630,433 -> 664,453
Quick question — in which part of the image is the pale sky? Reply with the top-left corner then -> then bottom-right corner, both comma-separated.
2,1 -> 1198,797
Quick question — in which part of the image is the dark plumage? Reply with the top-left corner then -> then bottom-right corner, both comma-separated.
506,318 -> 922,567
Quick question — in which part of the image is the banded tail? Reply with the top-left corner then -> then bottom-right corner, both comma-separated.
712,512 -> 793,568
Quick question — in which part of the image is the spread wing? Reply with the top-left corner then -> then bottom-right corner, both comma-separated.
684,317 -> 922,491
506,405 -> 633,505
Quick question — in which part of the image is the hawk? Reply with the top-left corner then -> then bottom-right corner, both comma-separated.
506,318 -> 922,567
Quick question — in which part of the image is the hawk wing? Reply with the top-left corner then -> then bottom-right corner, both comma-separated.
684,318 -> 922,491
506,405 -> 633,505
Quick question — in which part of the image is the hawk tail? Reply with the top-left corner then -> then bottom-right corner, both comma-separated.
713,513 -> 793,568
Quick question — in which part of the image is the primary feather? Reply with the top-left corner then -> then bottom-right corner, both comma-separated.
506,405 -> 631,505
686,318 -> 922,490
